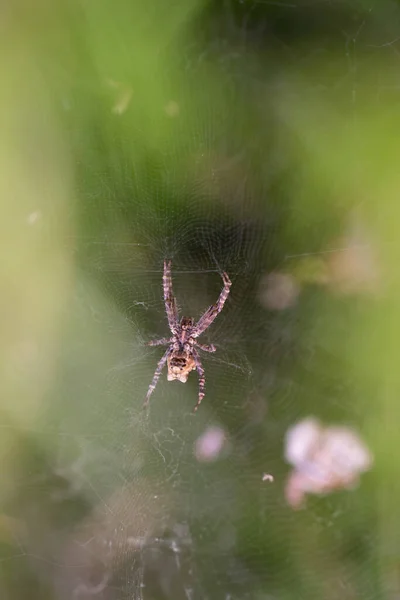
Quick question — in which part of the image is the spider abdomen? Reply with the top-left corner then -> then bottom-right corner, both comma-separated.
167,352 -> 196,383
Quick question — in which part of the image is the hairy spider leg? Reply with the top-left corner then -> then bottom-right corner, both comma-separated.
143,348 -> 170,408
193,272 -> 231,338
163,260 -> 179,334
195,342 -> 216,353
192,349 -> 206,412
147,337 -> 174,346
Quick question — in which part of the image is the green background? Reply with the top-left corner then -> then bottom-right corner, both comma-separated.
0,1 -> 399,598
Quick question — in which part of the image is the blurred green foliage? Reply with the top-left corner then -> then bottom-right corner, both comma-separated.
1,0 -> 400,598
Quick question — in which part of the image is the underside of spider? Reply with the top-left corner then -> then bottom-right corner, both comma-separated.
144,261 -> 231,412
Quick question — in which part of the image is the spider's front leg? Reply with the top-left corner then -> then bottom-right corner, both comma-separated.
192,271 -> 231,338
163,260 -> 179,335
192,349 -> 206,412
143,348 -> 170,409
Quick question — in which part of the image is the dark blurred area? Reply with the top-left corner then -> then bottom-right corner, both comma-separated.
1,0 -> 400,598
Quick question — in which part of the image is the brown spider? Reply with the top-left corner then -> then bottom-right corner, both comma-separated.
144,260 -> 232,412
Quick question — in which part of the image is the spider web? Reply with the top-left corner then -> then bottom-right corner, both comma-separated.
2,1 -> 400,599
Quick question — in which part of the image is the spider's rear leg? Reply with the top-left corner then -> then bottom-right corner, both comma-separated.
192,349 -> 206,412
196,343 -> 216,353
143,349 -> 170,409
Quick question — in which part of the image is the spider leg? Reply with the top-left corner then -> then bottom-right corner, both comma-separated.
143,348 -> 170,409
146,337 -> 174,347
192,349 -> 206,412
195,342 -> 216,353
163,260 -> 179,335
192,271 -> 231,338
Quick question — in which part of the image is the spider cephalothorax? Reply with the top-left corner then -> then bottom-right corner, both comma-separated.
144,260 -> 231,412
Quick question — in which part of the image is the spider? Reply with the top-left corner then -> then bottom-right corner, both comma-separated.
144,260 -> 232,412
